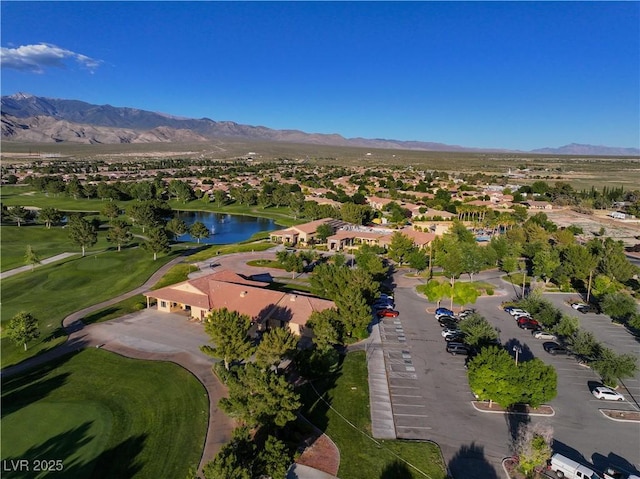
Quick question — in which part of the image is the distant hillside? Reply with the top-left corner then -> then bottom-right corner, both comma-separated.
531,143 -> 640,156
2,93 -> 638,155
1,113 -> 209,144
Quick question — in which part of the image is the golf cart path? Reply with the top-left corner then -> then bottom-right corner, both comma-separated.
0,252 -> 78,279
1,254 -> 235,472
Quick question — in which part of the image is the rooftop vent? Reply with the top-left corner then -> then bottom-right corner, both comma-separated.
240,291 -> 248,297
290,295 -> 297,302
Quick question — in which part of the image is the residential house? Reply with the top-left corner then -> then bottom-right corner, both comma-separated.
524,200 -> 553,210
269,218 -> 348,246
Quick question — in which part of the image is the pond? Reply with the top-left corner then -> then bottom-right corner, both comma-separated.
173,211 -> 277,244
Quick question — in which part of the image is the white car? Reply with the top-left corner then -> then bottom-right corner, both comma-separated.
592,386 -> 625,401
441,328 -> 462,338
508,308 -> 531,317
533,331 -> 557,341
571,302 -> 588,310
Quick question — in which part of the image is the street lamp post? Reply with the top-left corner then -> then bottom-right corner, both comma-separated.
513,346 -> 522,366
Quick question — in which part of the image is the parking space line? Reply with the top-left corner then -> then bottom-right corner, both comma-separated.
394,404 -> 427,408
390,385 -> 420,389
395,425 -> 433,430
392,394 -> 423,397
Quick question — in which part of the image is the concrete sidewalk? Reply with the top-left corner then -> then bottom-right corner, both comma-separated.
366,321 -> 396,439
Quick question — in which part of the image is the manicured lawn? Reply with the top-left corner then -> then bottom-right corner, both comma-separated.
299,351 -> 447,479
1,225 -> 110,272
1,348 -> 208,479
186,240 -> 274,262
0,246 -> 177,368
246,258 -> 284,269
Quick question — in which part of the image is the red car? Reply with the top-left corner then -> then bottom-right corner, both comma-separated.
517,317 -> 541,330
377,309 -> 399,318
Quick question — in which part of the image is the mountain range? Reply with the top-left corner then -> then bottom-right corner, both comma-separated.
2,93 -> 639,156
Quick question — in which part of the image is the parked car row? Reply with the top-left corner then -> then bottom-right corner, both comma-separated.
571,302 -> 601,314
373,293 -> 399,318
433,308 -> 473,356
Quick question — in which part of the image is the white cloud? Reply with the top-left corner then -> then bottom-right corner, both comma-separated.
0,43 -> 102,73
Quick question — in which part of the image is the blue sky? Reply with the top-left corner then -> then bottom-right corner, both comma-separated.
1,1 -> 639,150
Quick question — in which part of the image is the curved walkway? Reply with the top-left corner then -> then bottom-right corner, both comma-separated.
1,253 -> 234,472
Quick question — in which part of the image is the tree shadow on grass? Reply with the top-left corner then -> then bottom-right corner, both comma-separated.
295,352 -> 344,434
1,423 -> 147,479
1,351 -> 83,418
379,459 -> 413,479
448,442 -> 499,479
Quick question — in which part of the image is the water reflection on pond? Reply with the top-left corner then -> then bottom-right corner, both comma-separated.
174,211 -> 276,244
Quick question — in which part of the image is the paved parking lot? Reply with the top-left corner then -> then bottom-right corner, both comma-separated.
377,272 -> 640,478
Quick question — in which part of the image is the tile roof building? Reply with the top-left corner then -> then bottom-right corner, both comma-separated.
144,270 -> 335,337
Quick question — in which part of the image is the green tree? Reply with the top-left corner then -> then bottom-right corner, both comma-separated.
452,281 -> 480,307
102,202 -> 120,224
600,292 -> 638,322
168,179 -> 195,203
354,244 -> 389,281
143,227 -> 170,260
340,203 -> 372,225
334,286 -> 372,339
212,189 -> 227,206
590,274 -> 620,299
202,427 -> 253,479
9,206 -> 32,227
189,221 -> 210,244
468,346 -> 521,408
38,206 -> 62,228
458,313 -> 499,348
128,202 -> 164,233
24,245 -> 40,271
566,329 -> 600,360
459,243 -> 486,281
106,219 -> 133,252
201,308 -> 255,370
166,217 -> 188,240
68,216 -> 98,257
562,244 -> 597,285
315,223 -> 334,243
407,248 -> 429,273
532,248 -> 561,285
592,347 -> 638,388
387,232 -> 416,265
500,255 -> 519,275
219,363 -> 301,428
256,436 -> 292,479
255,327 -> 298,368
307,308 -> 344,350
417,280 -> 452,308
5,311 -> 40,351
518,359 -> 557,407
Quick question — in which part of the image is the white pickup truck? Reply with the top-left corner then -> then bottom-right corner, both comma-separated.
550,454 -> 601,479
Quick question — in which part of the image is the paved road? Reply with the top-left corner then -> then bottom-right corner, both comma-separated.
377,269 -> 640,478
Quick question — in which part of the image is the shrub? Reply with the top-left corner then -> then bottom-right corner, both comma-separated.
485,287 -> 494,296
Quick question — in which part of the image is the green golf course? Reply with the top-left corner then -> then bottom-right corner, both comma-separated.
1,348 -> 208,479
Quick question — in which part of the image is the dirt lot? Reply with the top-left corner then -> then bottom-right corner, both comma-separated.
545,208 -> 640,247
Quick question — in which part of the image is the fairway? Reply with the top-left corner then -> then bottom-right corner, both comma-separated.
1,348 -> 208,479
0,245 -> 176,368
